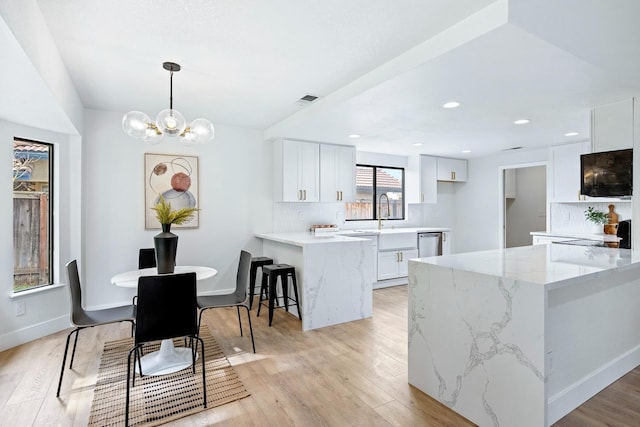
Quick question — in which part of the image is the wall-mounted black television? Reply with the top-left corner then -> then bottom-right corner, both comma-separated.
580,148 -> 632,198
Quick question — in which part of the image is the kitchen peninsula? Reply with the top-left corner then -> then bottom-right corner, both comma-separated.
408,244 -> 640,426
255,232 -> 374,331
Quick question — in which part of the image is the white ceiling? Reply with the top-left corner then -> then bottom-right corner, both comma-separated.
19,0 -> 640,157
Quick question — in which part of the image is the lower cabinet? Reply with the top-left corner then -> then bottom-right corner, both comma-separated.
377,249 -> 418,281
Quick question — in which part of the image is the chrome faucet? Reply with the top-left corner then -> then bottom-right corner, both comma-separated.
378,193 -> 390,230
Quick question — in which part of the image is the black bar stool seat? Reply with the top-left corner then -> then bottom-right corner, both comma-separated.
249,257 -> 273,310
257,264 -> 301,326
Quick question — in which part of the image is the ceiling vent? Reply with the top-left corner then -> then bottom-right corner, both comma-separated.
296,94 -> 319,107
501,146 -> 523,151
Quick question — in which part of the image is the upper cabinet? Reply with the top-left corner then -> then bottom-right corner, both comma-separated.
407,155 -> 465,203
548,141 -> 590,202
320,144 -> 355,202
437,157 -> 467,182
591,98 -> 634,152
273,139 -> 319,202
406,155 -> 437,204
419,155 -> 438,203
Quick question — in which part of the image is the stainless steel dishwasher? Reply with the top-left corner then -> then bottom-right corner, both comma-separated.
418,232 -> 442,257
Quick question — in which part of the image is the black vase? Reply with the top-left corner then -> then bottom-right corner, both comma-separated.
154,224 -> 178,274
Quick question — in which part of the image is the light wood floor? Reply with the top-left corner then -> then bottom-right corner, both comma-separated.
1,286 -> 640,426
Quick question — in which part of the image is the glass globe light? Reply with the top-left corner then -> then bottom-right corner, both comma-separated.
122,111 -> 151,139
156,108 -> 186,136
143,124 -> 164,144
187,118 -> 215,143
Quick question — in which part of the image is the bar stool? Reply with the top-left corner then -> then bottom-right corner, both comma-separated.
257,264 -> 301,326
249,256 -> 273,309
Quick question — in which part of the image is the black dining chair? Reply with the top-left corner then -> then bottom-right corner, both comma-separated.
125,272 -> 206,427
57,260 -> 135,397
197,250 -> 256,353
138,248 -> 156,269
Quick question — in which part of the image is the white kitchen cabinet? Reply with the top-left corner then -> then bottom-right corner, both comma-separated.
548,141 -> 590,202
406,155 -> 437,203
441,231 -> 451,255
591,98 -> 634,152
377,249 -> 418,280
274,139 -> 319,202
320,144 -> 355,202
419,155 -> 437,203
437,157 -> 467,182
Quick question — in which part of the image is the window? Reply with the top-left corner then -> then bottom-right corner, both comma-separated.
13,139 -> 53,292
346,164 -> 404,221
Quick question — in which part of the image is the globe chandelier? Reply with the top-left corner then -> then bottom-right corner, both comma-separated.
122,62 -> 215,145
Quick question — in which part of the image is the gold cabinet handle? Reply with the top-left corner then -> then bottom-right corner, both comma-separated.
337,190 -> 340,201
303,189 -> 307,200
298,190 -> 302,200
340,191 -> 343,201
443,233 -> 447,242
400,252 -> 403,262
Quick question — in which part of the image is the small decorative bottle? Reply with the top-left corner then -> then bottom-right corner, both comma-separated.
604,204 -> 619,235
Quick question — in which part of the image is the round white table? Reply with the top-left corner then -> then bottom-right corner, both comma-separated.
111,265 -> 217,376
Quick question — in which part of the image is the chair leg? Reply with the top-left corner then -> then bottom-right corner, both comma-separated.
249,264 -> 257,310
236,306 -> 243,337
56,327 -> 79,397
197,308 -> 206,333
196,336 -> 207,408
282,273 -> 290,313
257,272 -> 268,317
126,347 -> 137,427
291,272 -> 302,321
69,328 -> 81,369
268,272 -> 276,327
242,305 -> 256,353
130,320 -> 135,337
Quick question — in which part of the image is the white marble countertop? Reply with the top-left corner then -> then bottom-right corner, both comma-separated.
256,227 -> 451,247
530,231 -> 621,242
337,227 -> 449,236
254,231 -> 367,247
412,244 -> 640,287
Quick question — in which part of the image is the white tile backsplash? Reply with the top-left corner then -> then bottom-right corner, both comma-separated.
272,202 -> 425,232
550,201 -> 631,235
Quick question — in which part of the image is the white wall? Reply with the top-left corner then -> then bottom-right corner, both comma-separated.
81,109 -> 271,309
506,166 -> 546,247
0,120 -> 79,351
455,147 -> 548,253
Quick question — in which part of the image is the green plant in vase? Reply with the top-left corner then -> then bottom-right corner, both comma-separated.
584,206 -> 607,234
151,194 -> 199,231
150,195 -> 200,273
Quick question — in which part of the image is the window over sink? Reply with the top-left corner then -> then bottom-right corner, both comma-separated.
346,164 -> 404,221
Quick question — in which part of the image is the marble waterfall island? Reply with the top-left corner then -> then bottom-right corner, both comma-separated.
408,244 -> 640,427
255,232 -> 373,331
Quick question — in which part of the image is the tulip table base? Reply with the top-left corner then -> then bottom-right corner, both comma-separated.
137,339 -> 197,376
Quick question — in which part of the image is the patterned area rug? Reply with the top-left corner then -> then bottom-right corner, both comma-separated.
88,325 -> 249,426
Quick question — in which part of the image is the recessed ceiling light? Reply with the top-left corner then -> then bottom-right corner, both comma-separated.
513,119 -> 530,125
412,143 -> 423,147
461,150 -> 471,153
442,101 -> 460,109
564,132 -> 579,136
348,134 -> 361,139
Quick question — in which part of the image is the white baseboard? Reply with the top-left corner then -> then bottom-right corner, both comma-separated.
547,344 -> 640,425
373,278 -> 408,289
0,315 -> 69,352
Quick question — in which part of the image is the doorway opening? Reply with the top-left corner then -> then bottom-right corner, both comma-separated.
498,162 -> 547,248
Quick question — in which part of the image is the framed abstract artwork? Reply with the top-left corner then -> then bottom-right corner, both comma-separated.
144,153 -> 199,229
